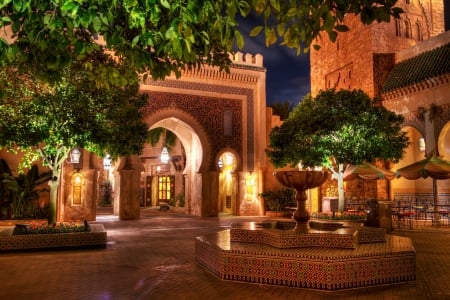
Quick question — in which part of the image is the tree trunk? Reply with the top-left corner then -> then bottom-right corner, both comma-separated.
48,176 -> 60,225
332,164 -> 345,212
43,146 -> 68,226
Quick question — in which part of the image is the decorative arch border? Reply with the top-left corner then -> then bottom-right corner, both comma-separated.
143,106 -> 213,173
141,78 -> 255,172
437,103 -> 450,134
402,111 -> 426,137
215,147 -> 242,173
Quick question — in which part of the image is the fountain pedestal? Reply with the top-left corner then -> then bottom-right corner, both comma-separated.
274,170 -> 329,232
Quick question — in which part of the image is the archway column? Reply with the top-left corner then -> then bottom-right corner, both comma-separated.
197,171 -> 219,217
114,156 -> 143,220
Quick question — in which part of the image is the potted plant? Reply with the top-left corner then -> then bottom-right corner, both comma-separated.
259,188 -> 295,217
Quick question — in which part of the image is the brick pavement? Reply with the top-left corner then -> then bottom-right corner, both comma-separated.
0,207 -> 449,300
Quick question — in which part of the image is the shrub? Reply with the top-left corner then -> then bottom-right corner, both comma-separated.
259,188 -> 295,212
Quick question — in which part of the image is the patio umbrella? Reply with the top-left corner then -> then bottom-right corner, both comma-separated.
343,162 -> 395,200
395,154 -> 450,224
395,155 -> 450,180
344,162 -> 396,181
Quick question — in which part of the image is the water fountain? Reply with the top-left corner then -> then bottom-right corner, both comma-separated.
195,170 -> 416,290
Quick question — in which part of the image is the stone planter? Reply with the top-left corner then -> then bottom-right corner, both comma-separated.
0,224 -> 107,252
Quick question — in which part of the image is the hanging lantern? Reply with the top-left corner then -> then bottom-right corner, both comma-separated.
70,147 -> 81,164
160,146 -> 170,164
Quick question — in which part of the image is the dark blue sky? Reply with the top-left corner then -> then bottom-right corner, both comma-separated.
237,19 -> 311,106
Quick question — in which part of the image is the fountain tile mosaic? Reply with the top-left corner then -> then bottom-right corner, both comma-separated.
196,222 -> 416,290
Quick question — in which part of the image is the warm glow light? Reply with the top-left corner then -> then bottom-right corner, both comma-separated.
74,174 -> 82,185
246,173 -> 256,202
160,146 -> 170,164
419,138 -> 426,152
246,173 -> 256,187
103,154 -> 112,170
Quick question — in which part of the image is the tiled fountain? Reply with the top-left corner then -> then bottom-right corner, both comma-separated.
195,170 -> 416,290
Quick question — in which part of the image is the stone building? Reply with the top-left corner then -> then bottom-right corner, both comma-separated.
310,0 -> 450,202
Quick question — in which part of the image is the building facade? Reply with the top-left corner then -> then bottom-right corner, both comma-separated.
310,0 -> 450,201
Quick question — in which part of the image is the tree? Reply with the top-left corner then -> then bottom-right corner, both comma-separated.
266,89 -> 409,211
0,56 -> 148,224
0,0 -> 402,86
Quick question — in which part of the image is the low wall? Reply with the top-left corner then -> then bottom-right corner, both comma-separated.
0,224 -> 107,252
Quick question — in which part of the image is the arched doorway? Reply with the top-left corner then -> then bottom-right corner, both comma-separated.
217,151 -> 239,215
143,114 -> 209,216
391,126 -> 427,196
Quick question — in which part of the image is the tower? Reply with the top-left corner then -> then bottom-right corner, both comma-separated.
310,0 -> 446,98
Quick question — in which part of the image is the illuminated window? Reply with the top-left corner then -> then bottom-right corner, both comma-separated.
158,175 -> 173,201
71,172 -> 85,205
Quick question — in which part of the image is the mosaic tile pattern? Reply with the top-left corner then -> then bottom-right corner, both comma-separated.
0,224 -> 107,251
195,223 -> 416,290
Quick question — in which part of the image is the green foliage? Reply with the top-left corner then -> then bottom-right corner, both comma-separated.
267,89 -> 409,170
0,158 -> 12,219
0,0 -> 250,84
0,0 -> 402,86
17,220 -> 89,234
146,128 -> 177,153
0,60 -> 149,167
259,188 -> 295,211
175,192 -> 185,207
2,165 -> 52,219
248,0 -> 402,54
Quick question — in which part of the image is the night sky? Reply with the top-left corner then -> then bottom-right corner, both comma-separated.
237,17 -> 311,107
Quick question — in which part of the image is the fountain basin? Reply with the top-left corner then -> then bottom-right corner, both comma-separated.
229,221 -> 385,249
195,221 -> 415,290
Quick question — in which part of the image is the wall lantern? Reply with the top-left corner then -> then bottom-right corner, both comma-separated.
70,147 -> 81,164
418,138 -> 426,152
160,146 -> 170,164
103,154 -> 112,170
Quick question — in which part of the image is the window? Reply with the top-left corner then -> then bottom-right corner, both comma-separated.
158,175 -> 173,202
395,19 -> 401,37
405,20 -> 412,38
224,110 -> 233,136
416,23 -> 423,41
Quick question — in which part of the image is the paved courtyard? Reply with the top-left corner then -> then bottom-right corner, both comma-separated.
0,207 -> 449,300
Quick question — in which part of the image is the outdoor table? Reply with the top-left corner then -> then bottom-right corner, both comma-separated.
412,204 -> 427,220
392,206 -> 415,229
432,205 -> 449,226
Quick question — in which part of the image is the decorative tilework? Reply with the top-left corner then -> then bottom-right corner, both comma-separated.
0,224 -> 107,252
195,222 -> 416,290
142,79 -> 254,171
